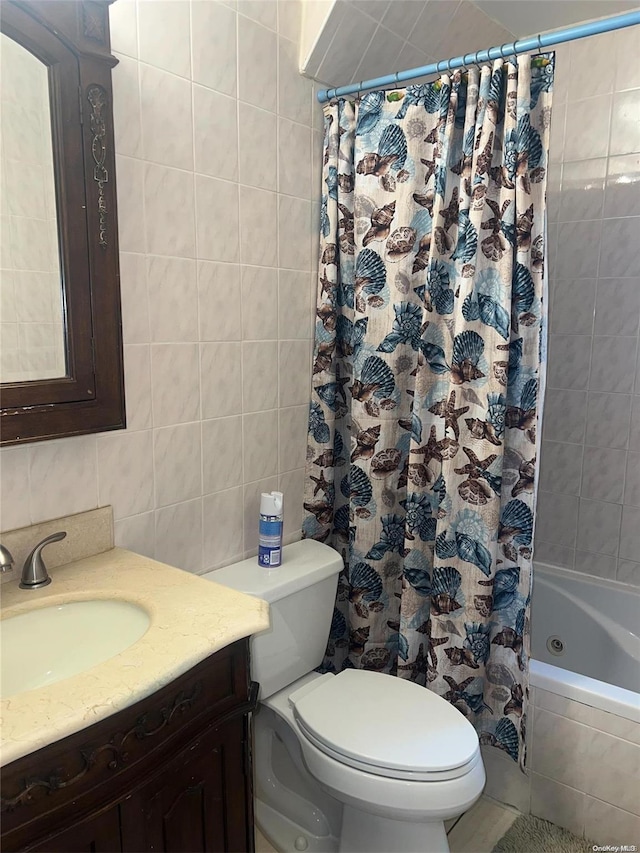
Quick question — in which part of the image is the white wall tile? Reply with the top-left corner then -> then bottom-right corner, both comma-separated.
198,261 -> 242,341
279,270 -> 312,338
241,265 -> 278,340
576,498 -> 622,557
193,86 -> 239,182
238,0 -> 277,30
238,16 -> 278,112
239,103 -> 277,191
111,54 -> 143,158
123,345 -> 153,431
191,0 -> 237,96
200,341 -> 243,419
154,422 -> 202,507
140,64 -> 194,170
97,430 -> 154,520
243,409 -> 279,482
279,196 -> 311,270
202,415 -> 243,494
147,256 -> 198,342
278,118 -> 312,199
0,447 -> 30,530
108,0 -> 138,59
117,252 -> 150,344
239,186 -> 278,267
116,156 -> 147,253
29,436 -> 98,524
196,176 -> 240,262
203,486 -> 245,568
151,343 -> 200,426
530,775 -> 585,838
144,163 -> 196,258
278,36 -> 313,126
138,0 -> 191,79
279,339 -> 311,406
114,511 -> 156,560
242,341 -> 279,412
581,446 -> 626,504
610,89 -> 640,156
564,95 -> 612,161
583,797 -> 640,848
155,498 -> 203,573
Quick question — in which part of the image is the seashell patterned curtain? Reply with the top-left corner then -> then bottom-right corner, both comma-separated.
303,54 -> 554,767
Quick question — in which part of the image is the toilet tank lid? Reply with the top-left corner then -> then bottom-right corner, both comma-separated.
202,540 -> 343,603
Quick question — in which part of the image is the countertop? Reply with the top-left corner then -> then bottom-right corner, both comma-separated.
0,548 -> 269,766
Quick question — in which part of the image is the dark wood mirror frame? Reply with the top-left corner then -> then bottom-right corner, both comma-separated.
0,0 -> 125,445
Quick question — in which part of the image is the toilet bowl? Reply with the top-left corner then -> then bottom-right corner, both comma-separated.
206,540 -> 486,853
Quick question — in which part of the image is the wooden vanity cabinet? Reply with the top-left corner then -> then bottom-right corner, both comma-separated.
1,640 -> 258,853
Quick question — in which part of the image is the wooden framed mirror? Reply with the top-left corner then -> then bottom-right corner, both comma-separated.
0,0 -> 125,445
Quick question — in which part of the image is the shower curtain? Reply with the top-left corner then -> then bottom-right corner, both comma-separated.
303,54 -> 554,767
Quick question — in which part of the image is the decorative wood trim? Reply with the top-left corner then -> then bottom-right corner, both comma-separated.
2,683 -> 204,812
86,83 -> 109,247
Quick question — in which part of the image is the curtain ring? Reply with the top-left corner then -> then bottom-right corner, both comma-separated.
537,33 -> 543,53
394,71 -> 401,87
499,42 -> 509,60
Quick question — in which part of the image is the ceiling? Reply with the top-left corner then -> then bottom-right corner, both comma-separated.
474,0 -> 640,36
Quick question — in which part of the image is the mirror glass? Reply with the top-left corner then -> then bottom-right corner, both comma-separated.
1,33 -> 66,384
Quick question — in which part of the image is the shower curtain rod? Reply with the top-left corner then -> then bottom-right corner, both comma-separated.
317,8 -> 640,103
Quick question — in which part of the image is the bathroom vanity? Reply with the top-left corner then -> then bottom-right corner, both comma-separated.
0,548 -> 269,852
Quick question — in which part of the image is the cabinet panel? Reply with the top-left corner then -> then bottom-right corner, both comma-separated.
121,718 -> 251,853
25,807 -> 121,852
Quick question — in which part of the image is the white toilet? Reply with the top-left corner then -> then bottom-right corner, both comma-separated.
206,539 -> 485,853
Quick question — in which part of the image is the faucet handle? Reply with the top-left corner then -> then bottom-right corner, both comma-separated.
20,531 -> 67,590
0,543 -> 15,573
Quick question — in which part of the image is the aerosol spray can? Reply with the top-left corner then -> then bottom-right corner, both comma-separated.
258,491 -> 283,568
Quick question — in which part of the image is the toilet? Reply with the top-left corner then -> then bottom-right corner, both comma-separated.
205,539 -> 485,853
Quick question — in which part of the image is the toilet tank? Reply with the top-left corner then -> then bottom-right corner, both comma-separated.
204,539 -> 342,699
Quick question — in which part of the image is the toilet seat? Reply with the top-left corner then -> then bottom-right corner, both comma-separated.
289,669 -> 480,782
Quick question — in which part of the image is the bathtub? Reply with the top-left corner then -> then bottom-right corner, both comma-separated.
480,561 -> 640,845
530,562 -> 640,722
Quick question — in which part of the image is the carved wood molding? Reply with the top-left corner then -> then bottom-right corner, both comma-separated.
1,682 -> 203,812
87,83 -> 108,248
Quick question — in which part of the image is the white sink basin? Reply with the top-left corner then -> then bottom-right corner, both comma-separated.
1,599 -> 150,698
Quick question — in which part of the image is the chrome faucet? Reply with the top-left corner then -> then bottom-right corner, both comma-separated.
19,531 -> 67,590
0,543 -> 15,574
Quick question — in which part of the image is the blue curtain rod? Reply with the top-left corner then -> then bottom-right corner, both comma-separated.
317,8 -> 640,103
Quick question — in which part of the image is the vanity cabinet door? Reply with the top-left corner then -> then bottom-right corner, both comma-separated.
120,717 -> 253,853
24,806 -> 121,852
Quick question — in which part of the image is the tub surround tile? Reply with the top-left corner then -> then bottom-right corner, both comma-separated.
585,392 -> 632,449
631,397 -> 640,451
580,447 -> 626,504
583,797 -> 640,849
535,492 -> 578,549
539,441 -> 583,496
623,452 -> 640,507
619,505 -> 640,561
534,688 -> 640,746
530,774 -> 585,838
617,559 -> 640,587
573,550 -> 617,580
533,540 -> 575,570
576,499 -> 622,557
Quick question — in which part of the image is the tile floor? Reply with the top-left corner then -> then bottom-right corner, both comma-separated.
255,795 -> 520,853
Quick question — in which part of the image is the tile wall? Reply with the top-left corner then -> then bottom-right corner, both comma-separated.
535,25 -> 640,587
482,685 -> 640,846
0,0 -> 325,574
0,35 -> 66,382
301,0 -> 514,88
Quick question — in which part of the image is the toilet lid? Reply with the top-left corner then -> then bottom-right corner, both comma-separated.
289,670 -> 480,777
